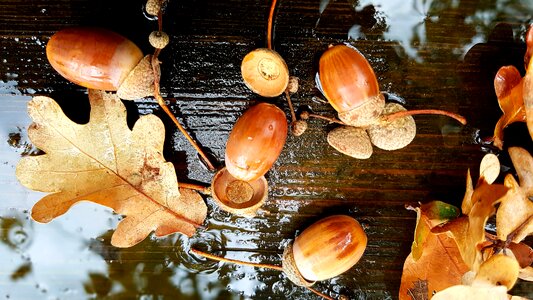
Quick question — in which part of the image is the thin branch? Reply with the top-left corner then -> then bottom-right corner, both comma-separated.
307,113 -> 348,125
285,90 -> 297,122
190,248 -> 283,271
267,0 -> 277,50
380,109 -> 467,125
180,182 -> 211,195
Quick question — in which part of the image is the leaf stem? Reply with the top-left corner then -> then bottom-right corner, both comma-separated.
380,109 -> 467,125
505,214 -> 533,247
190,248 -> 335,300
267,0 -> 277,50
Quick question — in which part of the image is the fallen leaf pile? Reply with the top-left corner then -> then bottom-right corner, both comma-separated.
399,152 -> 533,299
493,25 -> 533,149
15,89 -> 207,247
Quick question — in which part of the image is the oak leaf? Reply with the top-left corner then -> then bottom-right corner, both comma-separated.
399,202 -> 468,300
524,25 -> 533,140
432,179 -> 508,271
16,90 -> 207,248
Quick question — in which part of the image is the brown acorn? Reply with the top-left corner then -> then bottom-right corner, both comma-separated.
46,27 -> 156,100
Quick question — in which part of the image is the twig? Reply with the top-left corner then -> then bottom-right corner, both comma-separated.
267,0 -> 277,50
149,3 -> 216,171
380,109 -> 467,125
190,248 -> 283,271
180,182 -> 211,195
307,113 -> 348,125
285,89 -> 297,122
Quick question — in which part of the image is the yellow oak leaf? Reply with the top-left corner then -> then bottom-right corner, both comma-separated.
16,89 -> 207,248
524,25 -> 533,141
431,285 -> 508,300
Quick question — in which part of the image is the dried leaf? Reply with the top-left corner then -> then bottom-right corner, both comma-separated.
519,266 -> 533,281
431,285 -> 508,300
400,203 -> 468,300
432,180 -> 508,271
462,169 -> 475,215
473,254 -> 519,290
524,25 -> 533,140
508,242 -> 533,269
492,65 -> 526,149
410,201 -> 460,261
479,154 -> 500,185
16,90 -> 207,247
497,174 -> 533,243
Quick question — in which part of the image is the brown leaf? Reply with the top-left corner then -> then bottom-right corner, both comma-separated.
410,201 -> 461,260
16,90 -> 207,247
432,180 -> 508,271
400,205 -> 468,300
493,65 -> 526,149
462,169 -> 475,215
496,148 -> 533,243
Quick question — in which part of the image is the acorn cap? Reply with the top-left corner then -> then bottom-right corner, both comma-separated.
338,93 -> 385,127
291,120 -> 308,136
282,242 -> 316,287
367,102 -> 416,150
210,167 -> 267,217
327,126 -> 373,159
241,48 -> 289,97
117,55 -> 157,100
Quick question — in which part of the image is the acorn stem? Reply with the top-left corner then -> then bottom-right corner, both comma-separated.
190,248 -> 283,271
285,89 -> 297,122
190,248 -> 335,300
180,182 -> 211,195
150,56 -> 217,171
267,0 -> 277,50
380,109 -> 467,125
307,113 -> 347,125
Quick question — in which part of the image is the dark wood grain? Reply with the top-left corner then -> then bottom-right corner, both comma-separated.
1,0 -> 532,299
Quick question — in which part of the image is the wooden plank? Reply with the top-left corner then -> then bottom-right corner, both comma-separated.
1,0 -> 532,299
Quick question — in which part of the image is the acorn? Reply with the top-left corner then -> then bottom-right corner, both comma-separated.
211,102 -> 288,216
241,48 -> 289,97
317,44 -> 385,127
282,215 -> 367,286
46,27 -> 156,100
190,215 -> 368,299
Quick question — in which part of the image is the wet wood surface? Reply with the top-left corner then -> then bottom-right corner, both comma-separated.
1,0 -> 532,299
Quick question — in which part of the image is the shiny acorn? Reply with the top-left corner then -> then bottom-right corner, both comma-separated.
317,44 -> 385,127
211,102 -> 288,216
46,27 -> 156,100
190,215 -> 367,300
282,215 -> 367,286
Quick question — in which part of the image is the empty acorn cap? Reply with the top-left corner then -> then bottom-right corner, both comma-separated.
211,167 -> 267,217
367,102 -> 416,151
241,48 -> 289,97
327,126 -> 373,159
282,242 -> 315,287
117,55 -> 157,100
291,120 -> 308,136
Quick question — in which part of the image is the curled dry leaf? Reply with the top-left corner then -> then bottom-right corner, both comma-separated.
524,25 -> 533,140
479,153 -> 500,185
492,65 -> 526,149
16,90 -> 207,248
399,202 -> 468,300
432,179 -> 508,271
496,147 -> 533,243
